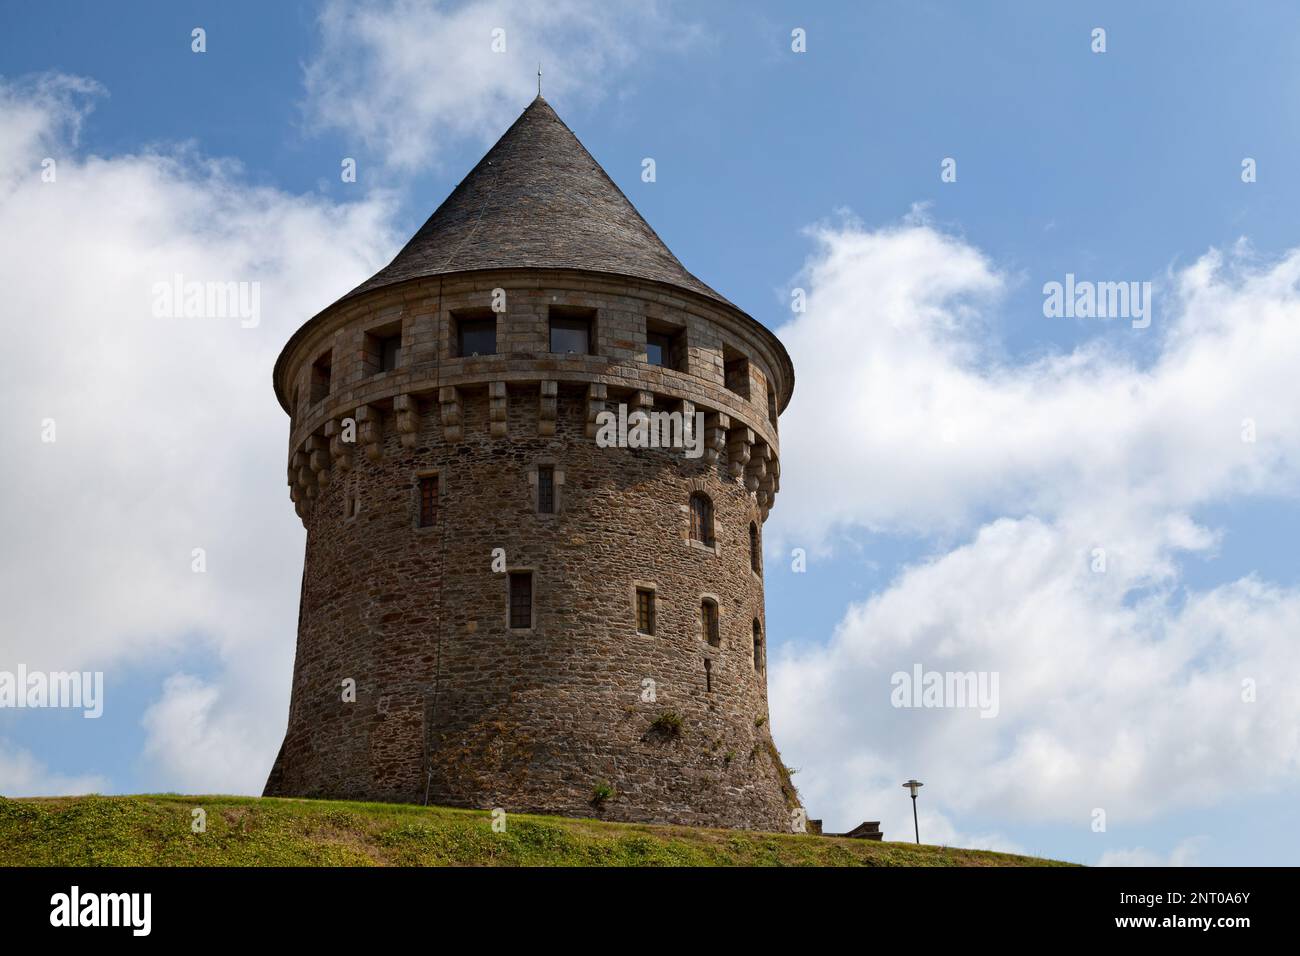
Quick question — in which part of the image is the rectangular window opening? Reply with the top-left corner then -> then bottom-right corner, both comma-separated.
636,588 -> 655,635
702,601 -> 720,647
509,572 -> 533,629
310,351 -> 332,404
645,321 -> 685,371
453,308 -> 497,357
364,321 -> 403,375
418,476 -> 438,528
537,465 -> 555,514
549,306 -> 595,355
381,335 -> 401,372
723,347 -> 750,399
704,658 -> 713,693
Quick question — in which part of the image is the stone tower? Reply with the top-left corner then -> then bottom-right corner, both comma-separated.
264,97 -> 797,831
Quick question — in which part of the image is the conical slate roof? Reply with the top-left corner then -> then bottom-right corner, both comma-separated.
339,96 -> 730,307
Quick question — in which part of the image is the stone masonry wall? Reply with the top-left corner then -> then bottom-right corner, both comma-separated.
266,273 -> 796,831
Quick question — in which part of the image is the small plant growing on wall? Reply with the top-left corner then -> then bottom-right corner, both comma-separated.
590,781 -> 615,805
754,715 -> 767,728
650,711 -> 684,737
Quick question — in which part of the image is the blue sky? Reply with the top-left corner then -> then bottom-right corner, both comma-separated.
3,1 -> 1299,865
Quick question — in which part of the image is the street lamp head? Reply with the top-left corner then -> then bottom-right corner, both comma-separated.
902,779 -> 924,797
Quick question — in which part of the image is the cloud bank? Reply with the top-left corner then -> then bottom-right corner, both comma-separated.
0,73 -> 396,794
768,216 -> 1300,853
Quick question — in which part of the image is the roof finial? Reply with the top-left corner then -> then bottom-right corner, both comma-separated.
537,62 -> 542,97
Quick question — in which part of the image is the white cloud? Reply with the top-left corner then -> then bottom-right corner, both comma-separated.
0,74 -> 398,792
141,675 -> 269,794
0,739 -> 109,796
303,0 -> 701,171
771,218 -> 1300,541
768,217 -> 1300,836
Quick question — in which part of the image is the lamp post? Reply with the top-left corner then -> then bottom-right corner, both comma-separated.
902,779 -> 923,844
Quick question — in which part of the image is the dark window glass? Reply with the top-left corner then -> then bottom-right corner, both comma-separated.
701,600 -> 720,647
749,522 -> 761,573
537,466 -> 554,514
690,493 -> 714,546
549,316 -> 590,355
419,476 -> 437,528
636,588 -> 655,635
380,335 -> 401,371
458,318 -> 496,357
752,620 -> 763,670
509,572 -> 533,629
646,332 -> 673,367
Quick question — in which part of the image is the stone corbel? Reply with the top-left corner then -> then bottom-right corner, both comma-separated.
673,398 -> 696,444
746,441 -> 770,495
294,449 -> 319,500
727,425 -> 754,480
538,380 -> 557,437
356,404 -> 383,462
703,411 -> 730,465
307,434 -> 330,488
585,383 -> 608,439
326,418 -> 352,474
489,381 -> 508,438
439,386 -> 463,442
394,394 -> 420,449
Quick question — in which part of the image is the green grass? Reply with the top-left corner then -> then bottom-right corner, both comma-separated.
0,794 -> 1074,867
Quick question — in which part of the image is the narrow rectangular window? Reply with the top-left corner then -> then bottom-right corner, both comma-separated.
701,600 -> 720,647
636,588 -> 655,635
537,465 -> 555,514
704,658 -> 713,693
509,572 -> 533,629
690,493 -> 714,546
418,476 -> 438,528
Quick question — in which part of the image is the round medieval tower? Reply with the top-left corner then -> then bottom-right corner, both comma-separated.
264,97 -> 797,831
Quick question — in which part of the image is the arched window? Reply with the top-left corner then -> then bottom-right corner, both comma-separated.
752,619 -> 764,671
701,599 -> 720,647
749,521 -> 761,573
689,493 -> 714,546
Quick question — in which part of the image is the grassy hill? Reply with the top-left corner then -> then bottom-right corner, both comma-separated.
0,795 -> 1072,867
